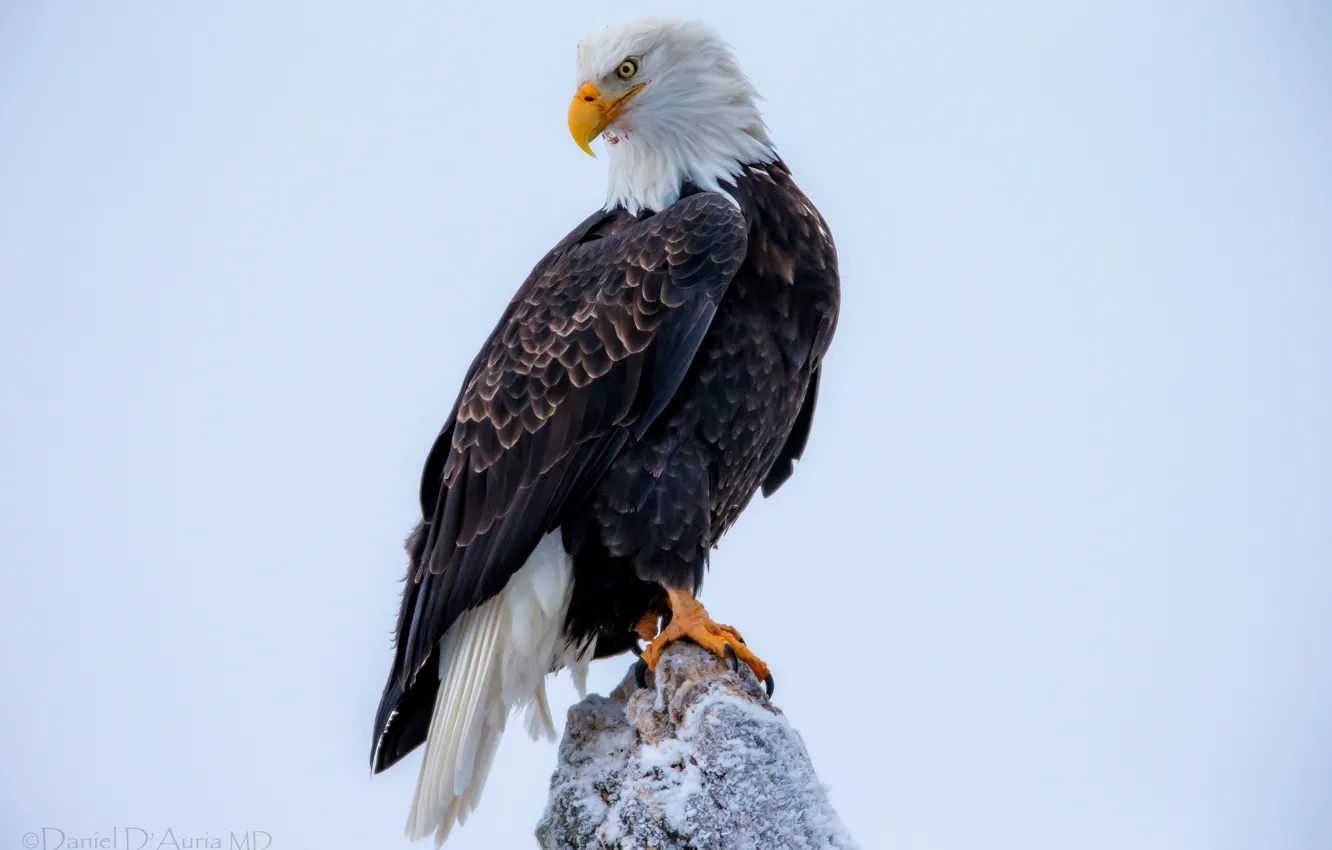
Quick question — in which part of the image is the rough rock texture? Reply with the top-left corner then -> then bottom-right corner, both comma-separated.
536,642 -> 859,850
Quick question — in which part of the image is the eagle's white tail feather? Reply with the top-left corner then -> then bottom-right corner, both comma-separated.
405,531 -> 593,846
407,600 -> 502,843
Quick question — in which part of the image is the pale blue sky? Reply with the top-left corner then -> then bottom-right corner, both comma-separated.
2,2 -> 1329,849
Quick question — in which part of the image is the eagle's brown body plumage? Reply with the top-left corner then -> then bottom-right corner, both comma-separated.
373,159 -> 838,773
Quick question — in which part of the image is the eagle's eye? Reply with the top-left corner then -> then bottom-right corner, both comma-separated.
615,58 -> 640,80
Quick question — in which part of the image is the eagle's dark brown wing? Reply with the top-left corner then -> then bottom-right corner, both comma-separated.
761,366 -> 821,497
372,192 -> 746,770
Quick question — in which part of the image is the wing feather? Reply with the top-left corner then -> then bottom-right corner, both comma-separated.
761,366 -> 821,497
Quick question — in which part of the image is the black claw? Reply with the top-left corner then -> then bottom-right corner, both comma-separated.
723,643 -> 739,672
763,673 -> 775,698
630,640 -> 643,658
634,657 -> 649,689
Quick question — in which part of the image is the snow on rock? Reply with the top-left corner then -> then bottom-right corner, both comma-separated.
537,641 -> 859,850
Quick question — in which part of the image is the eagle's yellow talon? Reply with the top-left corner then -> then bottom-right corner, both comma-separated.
638,588 -> 771,686
714,622 -> 743,642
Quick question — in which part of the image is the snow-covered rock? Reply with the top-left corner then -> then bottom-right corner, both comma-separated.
537,641 -> 859,850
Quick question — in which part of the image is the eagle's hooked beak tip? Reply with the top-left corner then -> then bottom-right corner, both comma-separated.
568,81 -> 605,159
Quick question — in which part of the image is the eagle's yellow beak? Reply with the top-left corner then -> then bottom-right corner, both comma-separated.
567,80 -> 646,157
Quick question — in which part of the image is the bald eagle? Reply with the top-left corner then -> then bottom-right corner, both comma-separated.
371,17 -> 840,844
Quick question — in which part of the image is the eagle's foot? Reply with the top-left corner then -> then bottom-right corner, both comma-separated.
638,588 -> 773,696
633,610 -> 661,642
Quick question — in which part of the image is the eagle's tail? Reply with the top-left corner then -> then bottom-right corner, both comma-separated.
405,532 -> 590,845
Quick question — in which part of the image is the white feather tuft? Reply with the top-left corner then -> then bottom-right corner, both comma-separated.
524,685 -> 556,741
569,660 -> 591,699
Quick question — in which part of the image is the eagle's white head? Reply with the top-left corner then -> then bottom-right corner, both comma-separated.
569,18 -> 776,215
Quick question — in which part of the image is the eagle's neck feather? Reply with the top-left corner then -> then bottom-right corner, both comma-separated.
602,86 -> 775,215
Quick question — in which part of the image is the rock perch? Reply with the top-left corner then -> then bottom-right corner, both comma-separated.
537,642 -> 859,849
